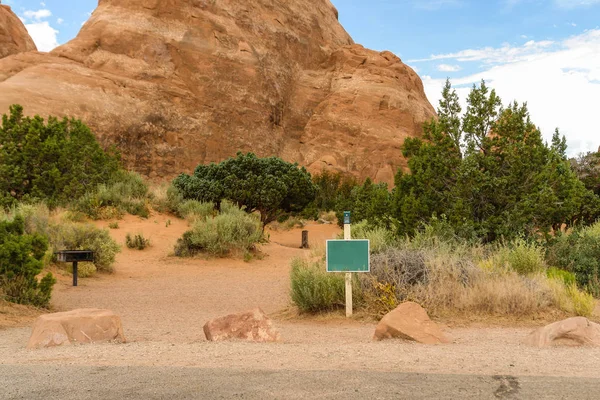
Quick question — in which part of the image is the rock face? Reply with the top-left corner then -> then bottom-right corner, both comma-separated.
524,317 -> 600,347
373,302 -> 449,344
203,308 -> 281,342
0,0 -> 435,184
27,309 -> 126,349
0,5 -> 37,59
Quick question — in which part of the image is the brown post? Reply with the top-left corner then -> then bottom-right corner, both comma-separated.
301,230 -> 309,249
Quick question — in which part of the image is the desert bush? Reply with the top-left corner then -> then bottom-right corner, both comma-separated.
0,215 -> 55,307
125,233 -> 151,250
547,267 -> 576,287
73,171 -> 150,219
174,202 -> 263,258
174,152 -> 316,225
0,105 -> 121,208
546,223 -> 600,296
177,200 -> 215,222
338,220 -> 395,254
151,184 -> 184,214
491,239 -> 547,275
1,203 -> 120,274
270,215 -> 306,231
108,222 -> 119,229
319,211 -> 337,224
290,258 -> 362,313
46,222 -> 120,273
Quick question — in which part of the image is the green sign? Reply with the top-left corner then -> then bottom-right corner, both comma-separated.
326,240 -> 370,272
343,211 -> 351,225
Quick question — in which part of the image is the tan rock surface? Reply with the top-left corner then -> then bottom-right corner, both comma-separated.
27,308 -> 126,349
204,308 -> 281,342
374,302 -> 449,344
524,317 -> 600,347
0,5 -> 37,59
0,0 -> 435,184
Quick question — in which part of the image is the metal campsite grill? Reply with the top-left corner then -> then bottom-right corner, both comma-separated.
55,250 -> 94,287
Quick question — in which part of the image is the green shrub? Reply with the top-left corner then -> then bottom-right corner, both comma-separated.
546,224 -> 600,296
151,184 -> 184,214
177,200 -> 215,221
338,220 -> 395,254
125,233 -> 151,250
108,222 -> 119,229
174,152 -> 316,225
73,171 -> 150,219
0,105 -> 121,208
0,215 -> 55,307
174,202 -> 263,258
290,258 -> 362,313
47,222 -> 120,273
493,239 -> 546,275
547,267 -> 576,287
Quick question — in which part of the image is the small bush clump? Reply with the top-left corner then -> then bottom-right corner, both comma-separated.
493,238 -> 547,275
0,215 -> 56,307
177,200 -> 215,222
73,171 -> 151,220
290,258 -> 362,313
338,220 -> 395,254
546,222 -> 600,296
125,233 -> 151,250
174,202 -> 263,258
108,222 -> 119,229
46,222 -> 120,273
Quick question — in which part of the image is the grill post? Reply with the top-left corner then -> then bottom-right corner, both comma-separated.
301,230 -> 309,249
72,261 -> 78,287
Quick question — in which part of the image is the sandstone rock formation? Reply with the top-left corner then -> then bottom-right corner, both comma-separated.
524,317 -> 600,347
373,302 -> 449,344
203,308 -> 281,342
0,5 -> 37,59
0,0 -> 435,184
27,309 -> 126,349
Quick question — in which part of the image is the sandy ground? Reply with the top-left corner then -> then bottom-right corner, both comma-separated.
1,215 -> 600,380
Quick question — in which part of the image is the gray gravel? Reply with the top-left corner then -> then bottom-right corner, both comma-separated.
2,365 -> 600,400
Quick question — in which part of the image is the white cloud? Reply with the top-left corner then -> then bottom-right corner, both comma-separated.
437,64 -> 462,72
25,21 -> 59,52
22,9 -> 52,20
418,29 -> 600,156
410,40 -> 556,64
57,18 -> 64,24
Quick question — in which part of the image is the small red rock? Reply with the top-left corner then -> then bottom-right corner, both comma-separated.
373,302 -> 449,344
203,308 -> 281,343
524,317 -> 600,347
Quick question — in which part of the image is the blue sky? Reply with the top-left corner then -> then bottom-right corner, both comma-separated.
5,0 -> 600,155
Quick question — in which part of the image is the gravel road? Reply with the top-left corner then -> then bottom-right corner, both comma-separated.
3,365 -> 600,400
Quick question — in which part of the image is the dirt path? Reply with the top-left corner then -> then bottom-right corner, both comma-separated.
1,215 -> 600,381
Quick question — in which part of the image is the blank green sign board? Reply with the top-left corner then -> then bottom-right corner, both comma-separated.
326,240 -> 370,272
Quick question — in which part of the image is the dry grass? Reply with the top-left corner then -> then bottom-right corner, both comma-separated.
291,235 -> 595,321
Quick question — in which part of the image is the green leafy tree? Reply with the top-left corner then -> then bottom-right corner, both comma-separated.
393,79 -> 463,236
0,105 -> 121,208
0,215 -> 56,307
571,150 -> 600,196
394,80 -> 599,242
335,178 -> 392,228
173,153 -> 316,225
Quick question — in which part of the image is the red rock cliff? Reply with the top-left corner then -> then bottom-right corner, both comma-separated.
0,0 -> 435,184
0,5 -> 37,59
